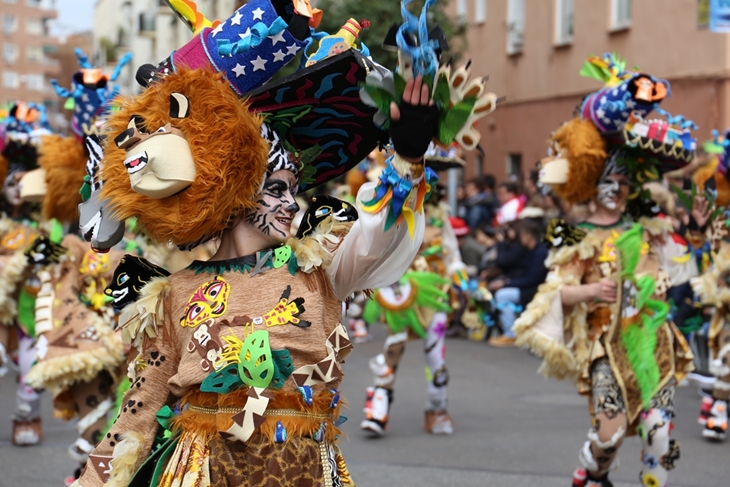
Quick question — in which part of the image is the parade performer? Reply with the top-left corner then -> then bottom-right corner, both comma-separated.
689,130 -> 730,442
360,183 -> 470,436
23,49 -> 130,481
0,101 -> 50,446
67,0 -> 493,485
514,54 -> 696,487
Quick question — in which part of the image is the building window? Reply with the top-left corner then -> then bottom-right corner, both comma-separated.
506,0 -> 525,55
457,0 -> 467,23
27,45 -> 42,63
26,73 -> 44,91
507,153 -> 522,175
475,0 -> 486,24
610,0 -> 631,30
3,71 -> 19,89
3,15 -> 18,34
26,17 -> 42,35
3,43 -> 18,63
554,0 -> 574,45
475,153 -> 484,177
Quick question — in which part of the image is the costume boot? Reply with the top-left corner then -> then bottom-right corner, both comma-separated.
702,398 -> 728,441
361,386 -> 391,436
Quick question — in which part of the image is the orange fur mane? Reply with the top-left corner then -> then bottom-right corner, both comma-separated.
38,134 -> 87,222
551,118 -> 607,205
100,67 -> 270,246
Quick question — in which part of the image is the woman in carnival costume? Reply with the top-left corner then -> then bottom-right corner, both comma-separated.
0,101 -> 52,446
69,0 -> 493,485
22,49 -> 132,483
514,54 -> 696,487
689,130 -> 730,442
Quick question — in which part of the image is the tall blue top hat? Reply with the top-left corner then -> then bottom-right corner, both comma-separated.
168,0 -> 307,96
579,53 -> 670,134
51,48 -> 132,141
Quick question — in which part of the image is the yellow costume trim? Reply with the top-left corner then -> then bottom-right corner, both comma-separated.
119,276 -> 171,350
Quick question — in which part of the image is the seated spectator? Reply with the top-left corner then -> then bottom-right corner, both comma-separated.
481,221 -> 527,282
494,181 -> 524,225
474,225 -> 498,273
450,217 -> 484,269
487,219 -> 548,348
459,177 -> 497,229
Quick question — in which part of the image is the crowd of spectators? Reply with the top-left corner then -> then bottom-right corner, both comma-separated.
452,170 -> 566,347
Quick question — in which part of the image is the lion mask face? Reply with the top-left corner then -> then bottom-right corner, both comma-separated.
114,93 -> 196,199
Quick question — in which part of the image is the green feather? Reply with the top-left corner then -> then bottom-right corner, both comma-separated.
363,297 -> 383,326
615,223 -> 643,277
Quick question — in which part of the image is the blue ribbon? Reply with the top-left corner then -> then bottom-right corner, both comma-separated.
299,29 -> 328,70
217,17 -> 287,57
74,47 -> 93,69
110,52 -> 133,82
396,0 -> 440,78
654,108 -> 698,131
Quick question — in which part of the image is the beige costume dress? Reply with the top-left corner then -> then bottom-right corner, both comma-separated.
73,178 -> 425,487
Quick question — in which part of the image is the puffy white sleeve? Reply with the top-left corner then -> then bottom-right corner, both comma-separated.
439,207 -> 466,275
326,155 -> 431,301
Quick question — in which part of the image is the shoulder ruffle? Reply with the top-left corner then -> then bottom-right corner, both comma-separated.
638,216 -> 673,236
288,220 -> 354,273
118,276 -> 171,350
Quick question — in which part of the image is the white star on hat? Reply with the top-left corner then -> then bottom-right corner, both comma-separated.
239,28 -> 251,39
252,7 -> 265,20
286,43 -> 300,56
211,21 -> 225,37
81,93 -> 89,102
251,56 -> 268,71
230,10 -> 243,26
232,63 -> 247,77
269,31 -> 286,46
272,50 -> 286,62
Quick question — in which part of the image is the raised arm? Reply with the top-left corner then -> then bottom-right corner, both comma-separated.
327,76 -> 439,300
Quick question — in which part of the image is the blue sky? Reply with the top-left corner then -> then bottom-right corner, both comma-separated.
52,0 -> 96,37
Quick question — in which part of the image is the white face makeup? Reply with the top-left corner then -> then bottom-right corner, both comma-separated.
3,173 -> 24,207
596,174 -> 629,210
244,170 -> 300,243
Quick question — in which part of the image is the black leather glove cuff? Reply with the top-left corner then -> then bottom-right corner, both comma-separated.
389,102 -> 439,159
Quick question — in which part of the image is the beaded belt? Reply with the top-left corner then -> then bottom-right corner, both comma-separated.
188,405 -> 333,420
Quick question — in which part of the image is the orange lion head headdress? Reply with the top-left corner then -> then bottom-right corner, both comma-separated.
539,117 -> 607,205
99,67 -> 270,248
35,134 -> 88,222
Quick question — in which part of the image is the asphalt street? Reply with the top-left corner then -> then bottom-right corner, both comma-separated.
0,324 -> 726,487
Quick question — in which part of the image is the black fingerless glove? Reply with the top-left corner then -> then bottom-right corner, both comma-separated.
389,102 -> 440,159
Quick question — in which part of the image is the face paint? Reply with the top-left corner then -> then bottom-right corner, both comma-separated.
597,176 -> 621,209
3,173 -> 24,207
245,170 -> 300,242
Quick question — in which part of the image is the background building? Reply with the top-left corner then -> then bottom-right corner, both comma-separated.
455,0 -> 729,180
0,0 -> 60,108
92,0 -> 243,96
